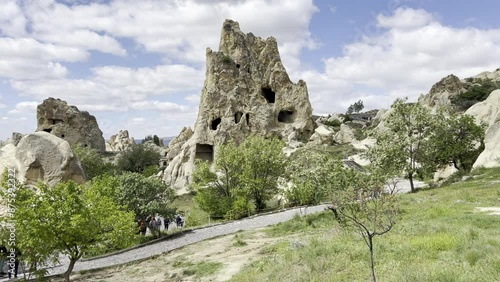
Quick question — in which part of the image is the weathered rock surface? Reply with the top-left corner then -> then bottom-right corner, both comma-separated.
0,132 -> 25,147
106,130 -> 135,152
309,125 -> 334,145
37,97 -> 106,151
466,89 -> 500,168
333,124 -> 356,144
0,132 -> 85,186
163,20 -> 315,192
418,74 -> 466,109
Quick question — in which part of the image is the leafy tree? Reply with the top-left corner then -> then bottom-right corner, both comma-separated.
72,144 -> 115,180
115,144 -> 160,173
192,136 -> 287,218
430,113 -> 486,172
451,78 -> 500,111
0,173 -> 136,282
323,160 -> 398,282
142,135 -> 163,147
366,98 -> 434,193
347,99 -> 364,114
93,173 -> 176,237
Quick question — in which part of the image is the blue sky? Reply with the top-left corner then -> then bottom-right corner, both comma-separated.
1,0 -> 500,140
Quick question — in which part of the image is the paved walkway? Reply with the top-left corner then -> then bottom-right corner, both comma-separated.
44,204 -> 328,277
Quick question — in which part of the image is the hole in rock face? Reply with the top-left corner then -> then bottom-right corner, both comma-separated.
236,64 -> 240,69
245,113 -> 250,126
43,128 -> 52,133
261,87 -> 276,103
211,118 -> 221,130
234,112 -> 243,124
278,110 -> 296,123
61,134 -> 65,138
163,161 -> 167,166
195,144 -> 214,163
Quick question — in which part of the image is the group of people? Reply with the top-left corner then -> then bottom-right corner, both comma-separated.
0,245 -> 21,279
136,214 -> 185,236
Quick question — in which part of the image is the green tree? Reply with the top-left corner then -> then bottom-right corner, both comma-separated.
142,135 -> 163,147
192,136 -> 287,218
93,173 -> 176,237
430,113 -> 486,172
323,160 -> 398,282
73,144 -> 115,179
116,144 -> 160,173
347,99 -> 364,114
0,174 -> 136,282
366,98 -> 434,192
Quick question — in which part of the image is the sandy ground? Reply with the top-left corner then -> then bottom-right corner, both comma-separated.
52,229 -> 281,282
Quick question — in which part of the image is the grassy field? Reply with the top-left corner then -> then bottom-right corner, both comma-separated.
231,167 -> 500,282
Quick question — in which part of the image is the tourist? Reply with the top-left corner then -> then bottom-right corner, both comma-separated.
0,244 -> 7,276
163,217 -> 170,231
139,220 -> 147,236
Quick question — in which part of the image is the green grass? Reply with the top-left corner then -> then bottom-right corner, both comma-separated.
231,167 -> 500,282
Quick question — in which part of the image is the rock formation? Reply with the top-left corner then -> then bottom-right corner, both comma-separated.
162,20 -> 315,193
309,125 -> 334,145
465,89 -> 500,168
0,132 -> 85,186
106,130 -> 135,152
418,74 -> 466,108
36,97 -> 106,151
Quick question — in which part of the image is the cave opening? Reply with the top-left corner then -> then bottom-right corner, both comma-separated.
261,87 -> 276,103
195,144 -> 214,163
234,112 -> 243,124
278,110 -> 296,123
211,117 -> 221,130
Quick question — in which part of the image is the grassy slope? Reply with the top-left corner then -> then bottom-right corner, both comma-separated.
231,167 -> 500,282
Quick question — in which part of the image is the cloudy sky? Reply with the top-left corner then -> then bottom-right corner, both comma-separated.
1,0 -> 500,140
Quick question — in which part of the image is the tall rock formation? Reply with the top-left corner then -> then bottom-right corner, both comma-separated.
465,89 -> 500,168
36,97 -> 106,151
163,19 -> 315,193
418,74 -> 466,109
106,130 -> 135,152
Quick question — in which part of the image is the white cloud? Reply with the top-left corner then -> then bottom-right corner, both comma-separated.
304,7 -> 500,114
0,0 -> 26,37
130,100 -> 190,112
7,101 -> 39,114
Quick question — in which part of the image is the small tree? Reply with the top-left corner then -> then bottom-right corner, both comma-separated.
93,173 -> 176,237
192,135 -> 287,218
73,144 -> 115,179
347,99 -> 364,114
325,161 -> 399,282
430,113 -> 486,172
366,98 -> 434,192
116,144 -> 160,173
0,174 -> 136,282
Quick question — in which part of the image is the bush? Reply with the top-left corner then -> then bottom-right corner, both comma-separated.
323,119 -> 342,128
116,144 -> 160,173
451,78 -> 500,111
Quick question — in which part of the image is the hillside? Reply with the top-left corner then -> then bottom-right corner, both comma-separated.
51,167 -> 500,282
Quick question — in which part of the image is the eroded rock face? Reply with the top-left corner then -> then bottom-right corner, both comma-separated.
107,130 -> 135,152
466,89 -> 500,168
37,97 -> 106,151
418,74 -> 466,109
0,132 -> 85,186
163,19 -> 315,192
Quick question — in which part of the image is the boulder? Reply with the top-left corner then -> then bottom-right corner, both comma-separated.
107,130 -> 135,152
36,97 -> 106,151
309,125 -> 334,145
334,124 -> 357,144
163,19 -> 315,192
466,89 -> 500,168
0,132 -> 85,186
433,164 -> 459,182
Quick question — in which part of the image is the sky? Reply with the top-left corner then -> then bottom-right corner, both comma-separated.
1,0 -> 500,140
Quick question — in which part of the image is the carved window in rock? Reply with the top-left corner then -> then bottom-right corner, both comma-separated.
43,128 -> 52,133
234,112 -> 243,124
195,144 -> 214,163
211,117 -> 221,130
245,113 -> 250,126
261,87 -> 276,103
278,110 -> 296,123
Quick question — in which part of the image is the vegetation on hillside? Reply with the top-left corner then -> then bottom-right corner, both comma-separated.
451,78 -> 500,111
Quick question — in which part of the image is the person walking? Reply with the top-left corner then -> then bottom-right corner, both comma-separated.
163,217 -> 170,231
